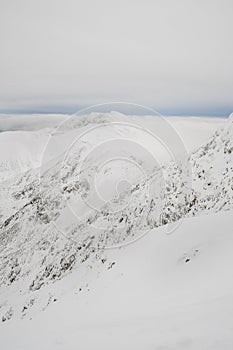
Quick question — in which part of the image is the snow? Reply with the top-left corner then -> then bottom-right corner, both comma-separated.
0,112 -> 232,349
165,116 -> 226,153
0,129 -> 50,182
1,210 -> 233,350
0,113 -> 226,182
0,113 -> 67,132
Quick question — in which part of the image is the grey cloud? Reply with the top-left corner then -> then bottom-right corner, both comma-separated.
0,0 -> 233,115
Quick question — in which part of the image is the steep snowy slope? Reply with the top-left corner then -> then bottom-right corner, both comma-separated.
1,210 -> 233,350
0,113 -> 232,325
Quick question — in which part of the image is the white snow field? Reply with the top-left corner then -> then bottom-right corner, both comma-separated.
0,112 -> 232,349
1,210 -> 233,350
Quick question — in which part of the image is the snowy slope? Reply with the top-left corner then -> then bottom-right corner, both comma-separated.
0,113 -> 232,317
165,115 -> 226,153
0,113 -> 225,182
0,129 -> 51,182
1,210 -> 233,350
0,112 -> 232,350
0,113 -> 66,132
0,114 -> 68,182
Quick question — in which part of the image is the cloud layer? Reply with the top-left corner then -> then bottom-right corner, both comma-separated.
0,0 -> 233,115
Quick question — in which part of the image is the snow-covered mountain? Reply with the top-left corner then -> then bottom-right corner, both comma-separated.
0,129 -> 51,182
0,113 -> 232,349
0,114 -> 67,182
0,113 -> 224,182
1,210 -> 233,349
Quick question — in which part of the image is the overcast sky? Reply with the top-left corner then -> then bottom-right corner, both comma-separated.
0,0 -> 233,115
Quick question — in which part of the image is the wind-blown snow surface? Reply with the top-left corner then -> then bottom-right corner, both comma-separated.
1,211 -> 233,350
0,113 -> 232,349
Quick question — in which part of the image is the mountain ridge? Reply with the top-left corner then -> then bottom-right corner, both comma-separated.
0,114 -> 232,322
